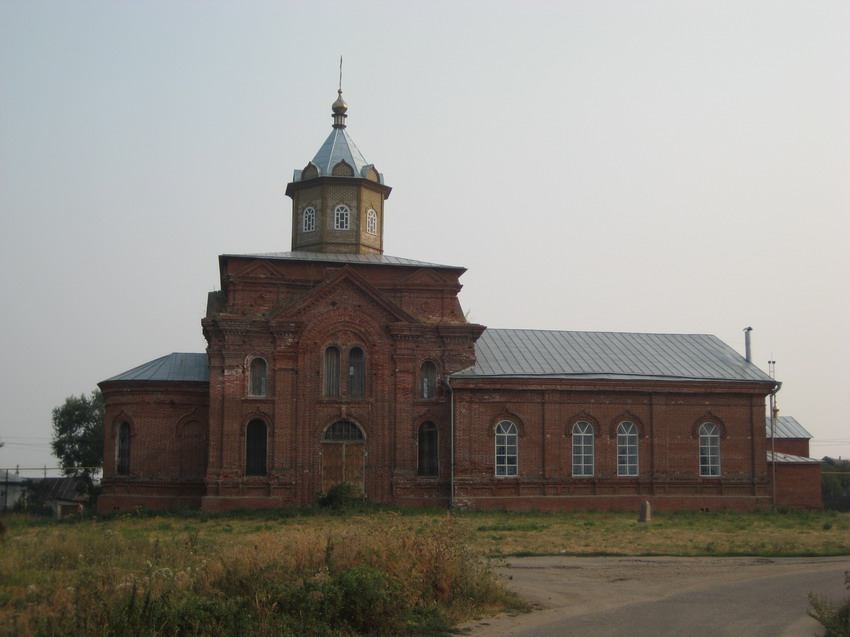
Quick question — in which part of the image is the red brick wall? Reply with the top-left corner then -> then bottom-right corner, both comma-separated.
97,382 -> 209,513
769,462 -> 823,509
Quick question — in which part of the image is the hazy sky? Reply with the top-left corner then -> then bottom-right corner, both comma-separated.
1,0 -> 848,474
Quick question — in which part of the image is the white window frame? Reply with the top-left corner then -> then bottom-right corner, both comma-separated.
302,206 -> 316,232
366,208 -> 378,235
572,421 -> 594,477
334,204 -> 350,230
495,420 -> 518,477
617,421 -> 639,476
699,422 -> 721,477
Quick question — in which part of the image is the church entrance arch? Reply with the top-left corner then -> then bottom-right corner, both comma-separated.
321,420 -> 366,494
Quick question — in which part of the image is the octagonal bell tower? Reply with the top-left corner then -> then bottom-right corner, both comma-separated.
285,90 -> 392,254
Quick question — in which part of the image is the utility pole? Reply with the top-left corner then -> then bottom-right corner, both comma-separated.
769,360 -> 777,512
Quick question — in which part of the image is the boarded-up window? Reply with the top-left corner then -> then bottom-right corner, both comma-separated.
420,361 -> 437,399
246,419 -> 267,476
117,422 -> 131,476
180,421 -> 207,479
324,346 -> 340,397
417,421 -> 438,476
249,358 -> 267,396
349,347 -> 365,398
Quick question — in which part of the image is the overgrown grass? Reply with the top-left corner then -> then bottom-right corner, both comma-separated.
0,512 -> 522,636
1,507 -> 847,635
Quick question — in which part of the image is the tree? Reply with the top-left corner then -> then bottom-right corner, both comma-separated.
822,460 -> 850,511
51,390 -> 105,493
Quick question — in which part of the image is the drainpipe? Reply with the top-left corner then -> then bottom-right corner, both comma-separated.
768,363 -> 779,511
447,376 -> 454,509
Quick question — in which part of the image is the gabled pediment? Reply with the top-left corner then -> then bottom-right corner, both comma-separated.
399,267 -> 449,286
235,259 -> 281,279
271,265 -> 418,324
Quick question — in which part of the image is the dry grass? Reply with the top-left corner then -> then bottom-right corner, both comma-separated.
0,507 -> 847,636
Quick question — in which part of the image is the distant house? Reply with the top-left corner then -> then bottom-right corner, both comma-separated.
16,477 -> 86,518
0,471 -> 26,511
766,416 -> 822,509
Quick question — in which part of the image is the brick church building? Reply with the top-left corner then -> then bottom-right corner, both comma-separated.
97,91 -> 821,513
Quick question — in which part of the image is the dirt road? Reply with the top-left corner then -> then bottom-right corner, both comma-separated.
461,556 -> 849,636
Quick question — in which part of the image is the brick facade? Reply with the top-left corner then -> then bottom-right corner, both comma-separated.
96,91 -> 822,514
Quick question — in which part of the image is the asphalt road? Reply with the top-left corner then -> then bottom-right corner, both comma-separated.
461,556 -> 849,637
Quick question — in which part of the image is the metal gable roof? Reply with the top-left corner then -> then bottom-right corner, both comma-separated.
452,329 -> 775,383
766,415 -> 812,439
225,251 -> 463,270
103,353 -> 209,383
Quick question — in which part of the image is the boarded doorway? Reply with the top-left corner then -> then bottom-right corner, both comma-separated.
321,420 -> 366,494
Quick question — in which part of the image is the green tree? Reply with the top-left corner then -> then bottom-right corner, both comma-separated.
822,460 -> 850,511
51,390 -> 105,494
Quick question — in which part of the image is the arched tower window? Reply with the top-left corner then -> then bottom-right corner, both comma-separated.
418,422 -> 438,476
245,419 -> 267,476
348,347 -> 365,398
249,357 -> 267,396
334,204 -> 350,230
302,206 -> 316,232
572,421 -> 594,476
116,421 -> 131,476
617,421 -> 639,476
699,422 -> 721,476
495,420 -> 518,477
420,361 -> 437,399
324,346 -> 341,397
366,209 -> 378,235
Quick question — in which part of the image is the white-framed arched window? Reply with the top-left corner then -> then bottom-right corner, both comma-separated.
572,421 -> 594,476
617,421 -> 639,476
302,206 -> 316,232
495,420 -> 518,477
366,208 -> 378,235
699,422 -> 720,476
334,204 -> 350,230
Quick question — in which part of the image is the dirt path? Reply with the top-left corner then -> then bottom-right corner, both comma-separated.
460,556 -> 849,636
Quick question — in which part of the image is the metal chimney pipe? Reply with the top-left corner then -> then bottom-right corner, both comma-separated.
743,326 -> 753,362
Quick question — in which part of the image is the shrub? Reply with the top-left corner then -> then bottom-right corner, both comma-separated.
809,571 -> 850,637
317,482 -> 364,511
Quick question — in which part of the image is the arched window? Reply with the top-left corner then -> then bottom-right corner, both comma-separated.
116,421 -> 131,476
366,209 -> 378,235
418,422 -> 438,476
495,420 -> 518,477
572,421 -> 594,476
324,346 -> 340,397
699,422 -> 721,476
249,357 -> 267,396
420,361 -> 437,399
334,204 -> 350,230
617,421 -> 639,476
323,419 -> 364,441
245,419 -> 267,476
302,206 -> 316,232
349,347 -> 365,398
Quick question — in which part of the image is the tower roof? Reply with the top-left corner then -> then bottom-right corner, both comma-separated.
292,90 -> 384,184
